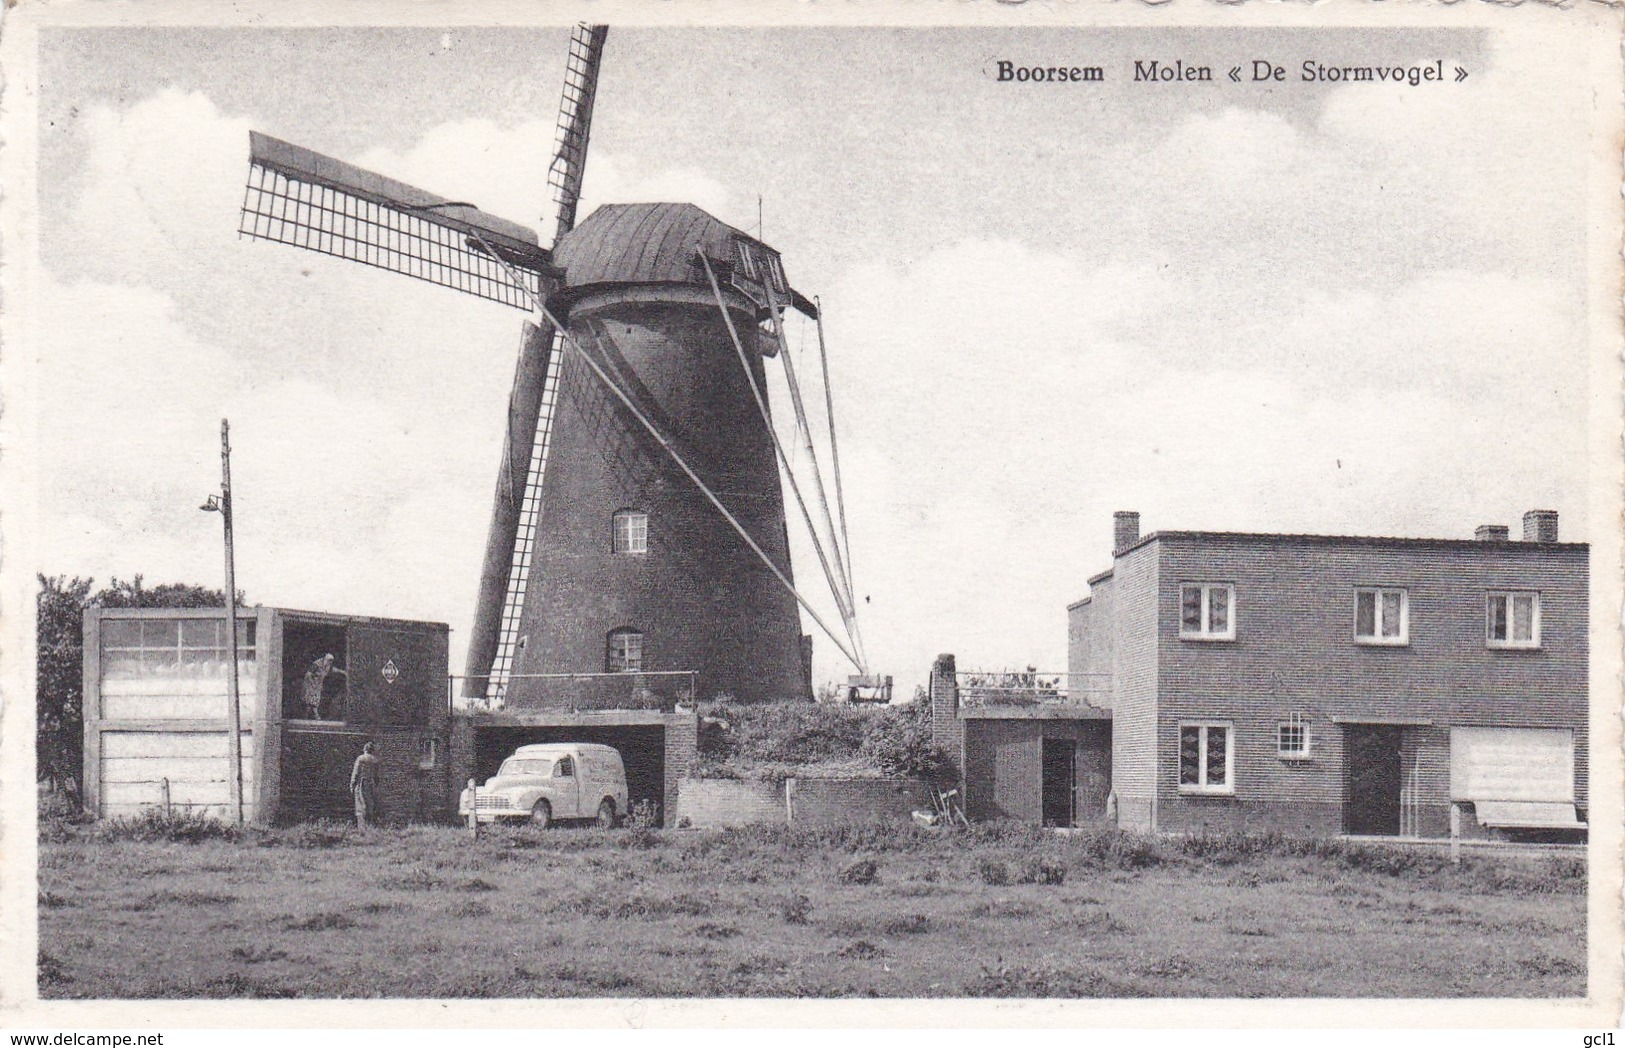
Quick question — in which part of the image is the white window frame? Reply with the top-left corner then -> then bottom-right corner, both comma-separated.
1354,587 -> 1410,646
417,738 -> 438,770
1486,591 -> 1541,649
1276,722 -> 1311,760
607,628 -> 644,673
1178,721 -> 1235,794
1179,583 -> 1237,641
612,510 -> 648,555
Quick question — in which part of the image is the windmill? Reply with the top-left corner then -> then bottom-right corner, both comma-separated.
237,25 -> 868,707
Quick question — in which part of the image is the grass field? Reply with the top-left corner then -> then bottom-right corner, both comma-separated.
36,817 -> 1586,999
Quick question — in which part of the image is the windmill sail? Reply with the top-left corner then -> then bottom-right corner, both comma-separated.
466,24 -> 609,702
240,131 -> 552,309
548,24 -> 610,242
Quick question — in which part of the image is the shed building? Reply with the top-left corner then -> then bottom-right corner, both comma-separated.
83,606 -> 450,824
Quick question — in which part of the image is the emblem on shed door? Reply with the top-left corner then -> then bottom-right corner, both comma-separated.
381,659 -> 400,684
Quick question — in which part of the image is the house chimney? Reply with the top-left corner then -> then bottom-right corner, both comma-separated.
1113,511 -> 1141,555
1522,510 -> 1559,543
1474,524 -> 1509,542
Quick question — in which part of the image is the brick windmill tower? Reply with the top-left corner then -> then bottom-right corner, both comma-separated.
238,26 -> 866,707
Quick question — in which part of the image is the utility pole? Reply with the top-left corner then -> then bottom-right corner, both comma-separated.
203,419 -> 245,825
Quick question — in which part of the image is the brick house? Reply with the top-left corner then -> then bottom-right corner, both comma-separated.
1067,511 -> 1588,839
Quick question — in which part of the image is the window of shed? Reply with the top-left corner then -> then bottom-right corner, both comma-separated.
101,616 -> 257,679
606,628 -> 644,673
613,510 -> 648,554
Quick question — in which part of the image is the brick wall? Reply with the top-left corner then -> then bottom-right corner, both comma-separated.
787,778 -> 931,826
1107,546 -> 1160,828
675,776 -> 930,828
928,654 -> 962,773
511,294 -> 805,705
662,711 -> 699,827
674,778 -> 785,827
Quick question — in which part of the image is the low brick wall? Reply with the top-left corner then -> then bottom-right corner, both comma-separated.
674,778 -> 785,828
787,777 -> 932,827
675,776 -> 932,828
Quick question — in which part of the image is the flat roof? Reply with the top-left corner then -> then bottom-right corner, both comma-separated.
1119,529 -> 1588,557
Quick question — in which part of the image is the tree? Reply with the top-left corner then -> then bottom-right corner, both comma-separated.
36,574 -> 237,804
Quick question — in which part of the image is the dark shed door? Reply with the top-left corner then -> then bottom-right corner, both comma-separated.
346,625 -> 444,727
1041,737 -> 1076,827
1344,725 -> 1403,836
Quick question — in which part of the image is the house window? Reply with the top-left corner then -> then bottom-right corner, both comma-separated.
1486,592 -> 1540,649
612,510 -> 648,554
1277,722 -> 1311,759
606,628 -> 644,673
1355,588 -> 1409,645
1178,722 -> 1233,793
1179,583 -> 1236,641
417,738 -> 437,770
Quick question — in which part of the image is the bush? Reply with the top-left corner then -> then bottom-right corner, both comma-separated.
837,857 -> 879,885
859,699 -> 957,784
627,799 -> 662,829
253,820 -> 355,849
979,859 -> 1011,886
1018,856 -> 1068,885
95,808 -> 239,844
779,892 -> 811,924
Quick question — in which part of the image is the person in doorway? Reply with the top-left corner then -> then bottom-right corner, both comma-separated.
350,741 -> 381,829
302,653 -> 345,720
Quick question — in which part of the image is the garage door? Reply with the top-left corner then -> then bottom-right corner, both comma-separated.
1450,727 -> 1580,828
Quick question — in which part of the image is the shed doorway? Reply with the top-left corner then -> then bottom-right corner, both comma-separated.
1041,737 -> 1075,827
1344,725 -> 1403,835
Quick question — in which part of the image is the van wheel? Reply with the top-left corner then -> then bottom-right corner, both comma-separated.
596,799 -> 617,829
529,800 -> 552,829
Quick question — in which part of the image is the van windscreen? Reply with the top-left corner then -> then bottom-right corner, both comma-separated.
499,759 -> 552,777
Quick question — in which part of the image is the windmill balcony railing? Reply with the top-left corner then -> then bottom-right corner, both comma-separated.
954,671 -> 1111,710
449,670 -> 698,715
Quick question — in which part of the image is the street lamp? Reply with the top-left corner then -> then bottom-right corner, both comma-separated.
200,420 -> 245,826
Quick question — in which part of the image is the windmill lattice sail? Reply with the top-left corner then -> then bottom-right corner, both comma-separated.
548,24 -> 610,242
240,131 -> 553,310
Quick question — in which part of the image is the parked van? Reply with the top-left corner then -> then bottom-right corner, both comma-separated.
474,743 -> 628,828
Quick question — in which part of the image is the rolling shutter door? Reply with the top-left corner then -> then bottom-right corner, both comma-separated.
1449,727 -> 1583,828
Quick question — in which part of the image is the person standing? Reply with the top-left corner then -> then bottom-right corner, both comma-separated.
302,653 -> 343,720
350,741 -> 381,829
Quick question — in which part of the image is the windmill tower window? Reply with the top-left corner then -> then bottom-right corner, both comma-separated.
606,628 -> 644,673
612,510 -> 649,554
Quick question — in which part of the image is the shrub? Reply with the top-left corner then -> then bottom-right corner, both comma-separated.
779,892 -> 811,924
882,913 -> 930,935
837,857 -> 879,885
95,808 -> 239,844
859,699 -> 957,784
1018,856 -> 1067,885
979,859 -> 1011,886
627,799 -> 662,829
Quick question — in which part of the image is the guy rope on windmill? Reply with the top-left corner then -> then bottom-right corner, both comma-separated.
237,25 -> 871,710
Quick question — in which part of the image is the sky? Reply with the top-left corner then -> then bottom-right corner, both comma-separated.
26,23 -> 1599,693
